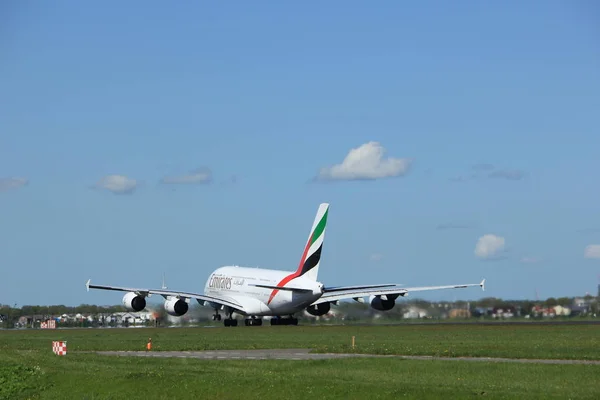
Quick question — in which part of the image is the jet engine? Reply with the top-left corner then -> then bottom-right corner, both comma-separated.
369,294 -> 396,311
164,297 -> 189,317
122,292 -> 146,312
306,302 -> 331,316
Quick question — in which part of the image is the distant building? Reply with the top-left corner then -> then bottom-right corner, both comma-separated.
492,306 -> 516,318
573,297 -> 592,310
531,305 -> 554,317
471,307 -> 492,317
553,305 -> 571,316
403,306 -> 428,319
448,309 -> 471,318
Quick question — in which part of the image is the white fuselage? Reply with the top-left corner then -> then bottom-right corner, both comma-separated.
203,266 -> 324,316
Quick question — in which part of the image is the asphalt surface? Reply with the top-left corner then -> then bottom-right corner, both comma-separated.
96,349 -> 600,365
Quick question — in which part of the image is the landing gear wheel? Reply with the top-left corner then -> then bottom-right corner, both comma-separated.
224,318 -> 237,327
245,317 -> 263,326
270,317 -> 298,326
223,308 -> 237,327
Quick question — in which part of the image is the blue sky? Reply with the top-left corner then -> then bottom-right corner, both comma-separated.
1,1 -> 599,306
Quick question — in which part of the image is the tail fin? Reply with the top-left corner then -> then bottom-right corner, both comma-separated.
296,203 -> 329,281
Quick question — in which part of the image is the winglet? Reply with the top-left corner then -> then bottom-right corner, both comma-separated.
480,278 -> 486,292
86,279 -> 91,292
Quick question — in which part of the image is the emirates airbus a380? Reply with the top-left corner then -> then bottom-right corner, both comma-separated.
86,203 -> 485,327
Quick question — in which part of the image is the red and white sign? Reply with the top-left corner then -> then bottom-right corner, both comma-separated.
41,320 -> 56,329
52,341 -> 67,356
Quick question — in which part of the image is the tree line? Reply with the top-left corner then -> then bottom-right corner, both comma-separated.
2,294 -> 598,328
0,304 -> 126,322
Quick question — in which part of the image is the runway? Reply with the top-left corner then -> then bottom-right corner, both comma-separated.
95,349 -> 600,365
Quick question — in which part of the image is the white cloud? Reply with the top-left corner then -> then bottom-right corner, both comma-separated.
474,234 -> 505,259
370,253 -> 383,261
520,256 -> 541,264
584,244 -> 600,259
0,177 -> 28,192
160,168 -> 212,185
95,175 -> 137,194
317,142 -> 412,181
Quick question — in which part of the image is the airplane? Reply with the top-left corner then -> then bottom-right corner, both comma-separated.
86,203 -> 485,327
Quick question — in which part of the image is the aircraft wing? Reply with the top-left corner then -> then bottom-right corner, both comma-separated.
311,279 -> 485,305
323,284 -> 401,292
85,279 -> 246,313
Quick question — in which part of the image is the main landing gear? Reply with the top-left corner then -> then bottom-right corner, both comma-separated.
215,310 -> 299,327
224,310 -> 238,327
245,317 -> 262,326
215,309 -> 239,327
270,316 -> 298,326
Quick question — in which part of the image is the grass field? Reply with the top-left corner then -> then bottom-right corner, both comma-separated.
1,323 -> 600,399
3,323 -> 599,359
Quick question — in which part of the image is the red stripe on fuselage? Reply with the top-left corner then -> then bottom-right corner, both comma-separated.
267,272 -> 299,305
267,232 -> 314,305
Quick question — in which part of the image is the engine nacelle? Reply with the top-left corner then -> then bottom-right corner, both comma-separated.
306,302 -> 331,316
369,295 -> 396,311
164,297 -> 189,316
122,292 -> 146,312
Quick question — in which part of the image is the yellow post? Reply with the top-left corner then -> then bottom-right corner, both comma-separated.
352,336 -> 355,349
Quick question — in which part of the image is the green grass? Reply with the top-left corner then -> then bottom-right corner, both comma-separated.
2,348 -> 600,399
2,323 -> 599,360
1,324 -> 600,399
